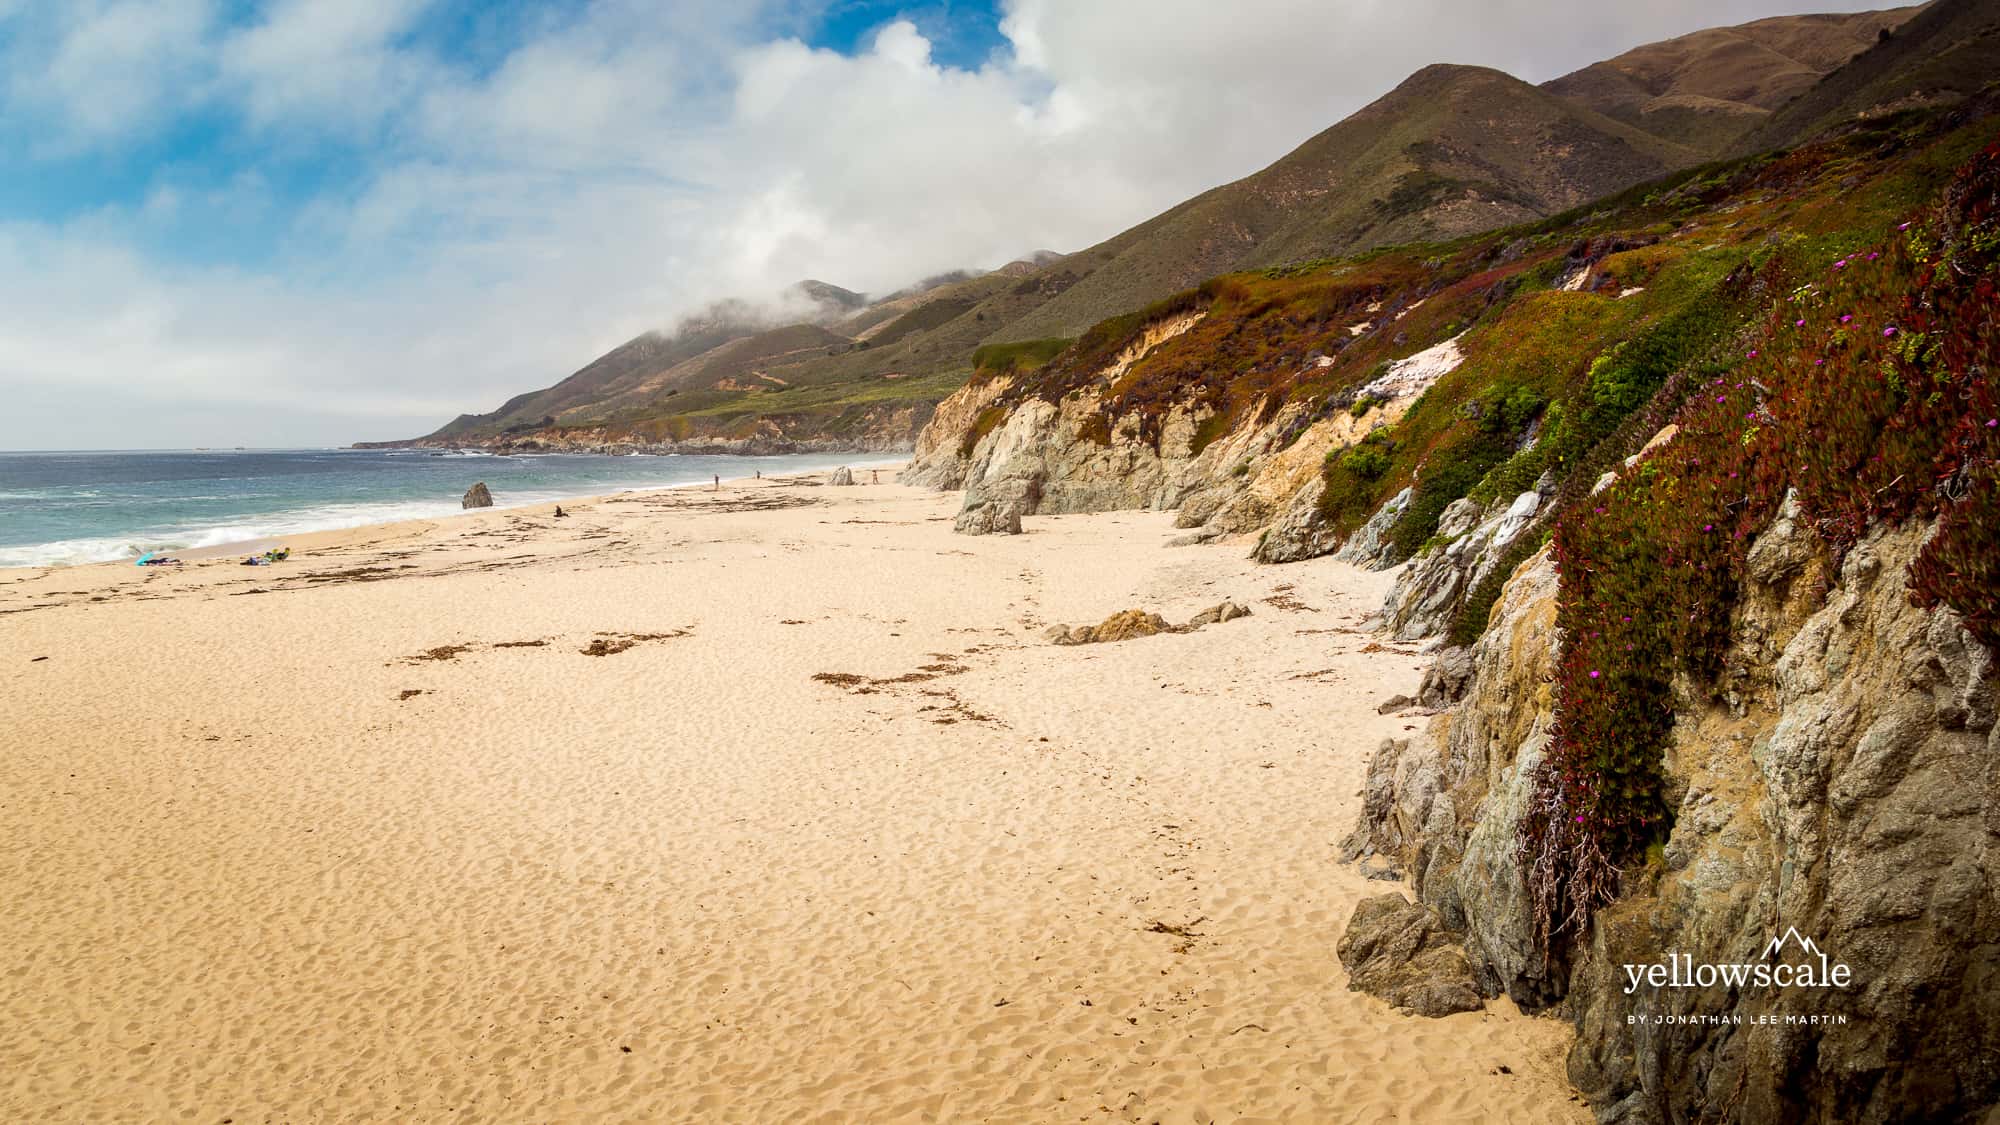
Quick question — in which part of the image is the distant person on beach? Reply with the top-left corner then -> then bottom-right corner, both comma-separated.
713,474 -> 720,490
553,505 -> 567,518
872,469 -> 880,484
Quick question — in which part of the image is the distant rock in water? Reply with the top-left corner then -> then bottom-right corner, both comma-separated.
462,482 -> 493,509
829,466 -> 855,486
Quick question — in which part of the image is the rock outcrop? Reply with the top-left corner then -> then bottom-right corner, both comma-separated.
899,375 -> 1014,490
1044,602 -> 1251,645
906,309 -> 1441,561
829,466 -> 855,486
1338,494 -> 2000,1121
1329,487 -> 1414,569
1379,485 -> 1546,641
1341,541 -> 1563,1000
1337,893 -> 1485,1017
462,482 -> 493,509
1566,514 -> 2000,1124
954,490 -> 1027,535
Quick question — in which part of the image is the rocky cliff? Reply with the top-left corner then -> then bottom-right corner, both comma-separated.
1334,130 -> 2000,1123
898,105 -> 2000,1122
1345,493 -> 1998,1122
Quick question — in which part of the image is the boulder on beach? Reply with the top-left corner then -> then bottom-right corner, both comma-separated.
1337,893 -> 1484,1017
1088,609 -> 1173,643
462,482 -> 493,509
955,496 -> 1025,535
1186,601 -> 1252,628
1046,602 -> 1251,644
830,466 -> 855,486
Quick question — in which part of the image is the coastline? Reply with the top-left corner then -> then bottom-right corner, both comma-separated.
161,458 -> 910,565
0,453 -> 908,572
1,470 -> 1585,1120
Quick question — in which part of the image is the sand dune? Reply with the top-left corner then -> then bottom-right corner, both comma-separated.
0,473 -> 1583,1122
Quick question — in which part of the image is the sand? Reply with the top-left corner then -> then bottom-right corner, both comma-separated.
0,472 -> 1585,1123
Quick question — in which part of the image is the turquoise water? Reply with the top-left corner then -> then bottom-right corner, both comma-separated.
0,448 -> 892,567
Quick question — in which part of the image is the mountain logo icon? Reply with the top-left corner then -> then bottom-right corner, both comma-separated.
1764,928 -> 1824,960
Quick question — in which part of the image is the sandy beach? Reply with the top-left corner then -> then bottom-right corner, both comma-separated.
1,470 -> 1583,1123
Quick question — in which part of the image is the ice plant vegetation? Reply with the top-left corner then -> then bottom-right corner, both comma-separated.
1524,137 -> 2000,948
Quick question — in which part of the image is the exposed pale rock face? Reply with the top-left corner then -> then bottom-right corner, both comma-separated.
1449,737 -> 1551,1003
954,492 -> 1026,535
900,375 -> 1014,490
1379,489 -> 1545,641
1417,646 -> 1476,709
461,482 -> 493,509
1253,478 -> 1340,564
1353,332 -> 1467,402
1320,486 -> 1413,568
829,466 -> 855,486
901,314 -> 1431,566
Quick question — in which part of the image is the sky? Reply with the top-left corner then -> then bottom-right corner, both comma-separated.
0,0 -> 1901,449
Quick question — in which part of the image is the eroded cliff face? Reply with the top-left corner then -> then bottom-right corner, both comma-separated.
903,309 -> 1436,544
1343,496 -> 2000,1122
1343,540 -> 1565,1003
898,376 -> 1015,490
1569,512 -> 1999,1124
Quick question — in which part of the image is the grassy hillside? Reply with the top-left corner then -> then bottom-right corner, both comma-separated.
989,64 -> 1695,344
1740,0 -> 2000,153
392,5 -> 1994,453
953,100 -> 1998,941
1542,6 -> 1921,152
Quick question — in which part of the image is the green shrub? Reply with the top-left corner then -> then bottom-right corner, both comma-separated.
1341,443 -> 1392,480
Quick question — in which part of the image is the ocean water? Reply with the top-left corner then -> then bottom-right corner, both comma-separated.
0,448 -> 893,568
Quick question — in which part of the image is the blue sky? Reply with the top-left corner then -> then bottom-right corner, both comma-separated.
813,1 -> 1006,67
0,0 -> 1902,449
0,1 -> 1005,268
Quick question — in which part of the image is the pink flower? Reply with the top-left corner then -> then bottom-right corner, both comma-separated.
1589,669 -> 1601,679
1796,319 -> 1806,327
1748,349 -> 1758,358
1833,260 -> 1847,269
1883,326 -> 1898,337
1899,222 -> 1911,231
1841,314 -> 1853,323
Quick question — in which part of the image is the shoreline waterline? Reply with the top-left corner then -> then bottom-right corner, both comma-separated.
0,449 -> 906,569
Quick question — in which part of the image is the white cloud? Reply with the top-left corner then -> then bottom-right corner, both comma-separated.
0,0 -> 1906,448
3,0 -> 217,147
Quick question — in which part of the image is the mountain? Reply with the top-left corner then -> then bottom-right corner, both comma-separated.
422,279 -> 869,440
990,64 -> 1695,343
1541,6 -> 1923,153
1739,0 -> 2000,152
376,4 -> 1975,454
